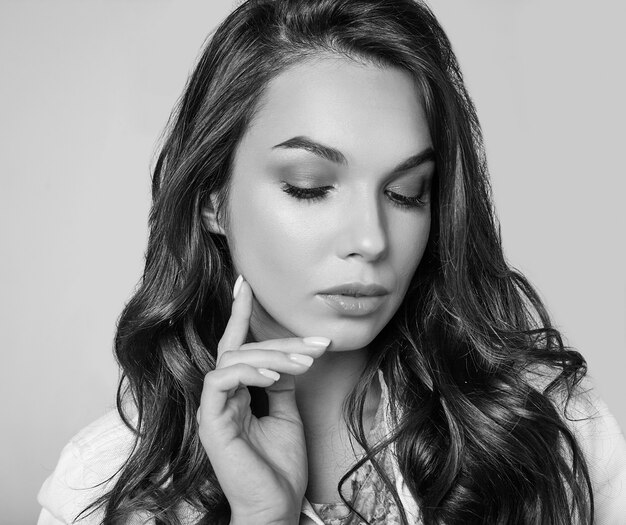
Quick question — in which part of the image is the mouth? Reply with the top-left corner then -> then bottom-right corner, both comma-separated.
317,292 -> 388,316
318,282 -> 389,297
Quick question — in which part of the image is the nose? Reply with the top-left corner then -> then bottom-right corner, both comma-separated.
337,192 -> 388,262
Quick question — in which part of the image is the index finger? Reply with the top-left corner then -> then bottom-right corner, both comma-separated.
217,275 -> 252,358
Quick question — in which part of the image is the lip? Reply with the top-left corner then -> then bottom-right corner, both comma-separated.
318,282 -> 390,297
317,293 -> 387,316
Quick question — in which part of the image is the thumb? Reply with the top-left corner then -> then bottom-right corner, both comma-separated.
265,373 -> 300,421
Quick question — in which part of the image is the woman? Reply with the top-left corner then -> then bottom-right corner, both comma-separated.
37,0 -> 626,523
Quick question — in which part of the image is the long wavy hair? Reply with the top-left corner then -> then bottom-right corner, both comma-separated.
80,0 -> 593,523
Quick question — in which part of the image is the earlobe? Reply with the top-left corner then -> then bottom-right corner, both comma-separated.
201,195 -> 227,236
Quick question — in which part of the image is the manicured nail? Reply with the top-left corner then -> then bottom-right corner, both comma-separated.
233,275 -> 243,298
303,336 -> 331,349
258,368 -> 280,381
289,353 -> 314,367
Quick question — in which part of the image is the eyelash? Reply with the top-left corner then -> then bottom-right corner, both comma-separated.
280,182 -> 429,209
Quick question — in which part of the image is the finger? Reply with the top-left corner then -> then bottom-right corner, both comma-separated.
266,373 -> 299,420
239,336 -> 331,358
217,348 -> 314,374
217,276 -> 252,358
199,363 -> 279,419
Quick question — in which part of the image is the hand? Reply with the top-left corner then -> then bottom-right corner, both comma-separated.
197,275 -> 331,525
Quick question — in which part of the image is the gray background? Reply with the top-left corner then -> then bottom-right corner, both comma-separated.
1,0 -> 624,522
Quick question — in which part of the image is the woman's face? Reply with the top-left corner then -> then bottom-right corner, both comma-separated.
211,56 -> 434,351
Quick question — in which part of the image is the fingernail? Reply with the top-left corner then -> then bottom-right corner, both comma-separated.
258,368 -> 280,381
289,353 -> 314,367
303,336 -> 331,349
233,274 -> 244,298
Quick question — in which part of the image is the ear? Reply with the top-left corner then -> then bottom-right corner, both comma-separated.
201,193 -> 227,236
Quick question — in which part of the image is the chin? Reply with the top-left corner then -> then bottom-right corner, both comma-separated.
294,317 -> 386,352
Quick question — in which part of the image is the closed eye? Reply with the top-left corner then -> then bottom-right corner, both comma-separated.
280,182 -> 429,209
280,182 -> 332,202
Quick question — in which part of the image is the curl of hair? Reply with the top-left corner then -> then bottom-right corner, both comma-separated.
78,1 -> 593,523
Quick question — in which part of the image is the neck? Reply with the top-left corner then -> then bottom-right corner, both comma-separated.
247,301 -> 381,433
294,348 -> 380,438
246,303 -> 381,435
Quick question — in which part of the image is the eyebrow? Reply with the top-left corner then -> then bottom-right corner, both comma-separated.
271,135 -> 435,174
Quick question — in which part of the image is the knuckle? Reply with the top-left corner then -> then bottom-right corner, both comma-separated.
202,369 -> 219,388
218,350 -> 235,367
232,362 -> 251,374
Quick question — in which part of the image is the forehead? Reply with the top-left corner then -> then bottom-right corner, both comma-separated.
239,56 -> 431,164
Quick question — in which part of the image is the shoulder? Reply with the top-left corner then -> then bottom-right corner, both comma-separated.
562,376 -> 626,524
523,363 -> 621,437
525,365 -> 626,524
37,408 -> 138,524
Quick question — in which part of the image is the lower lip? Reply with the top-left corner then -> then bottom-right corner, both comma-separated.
317,294 -> 387,316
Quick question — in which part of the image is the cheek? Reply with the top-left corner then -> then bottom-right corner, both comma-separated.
414,213 -> 431,260
390,211 -> 431,289
227,185 -> 317,302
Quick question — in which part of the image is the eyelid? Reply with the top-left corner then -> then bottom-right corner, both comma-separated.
386,186 -> 427,198
280,182 -> 429,209
280,181 -> 333,199
387,166 -> 435,185
277,163 -> 335,180
281,181 -> 335,191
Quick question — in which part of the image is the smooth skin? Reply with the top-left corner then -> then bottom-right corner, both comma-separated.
199,55 -> 434,524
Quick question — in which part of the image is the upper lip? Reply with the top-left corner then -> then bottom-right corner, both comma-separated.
318,282 -> 390,297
